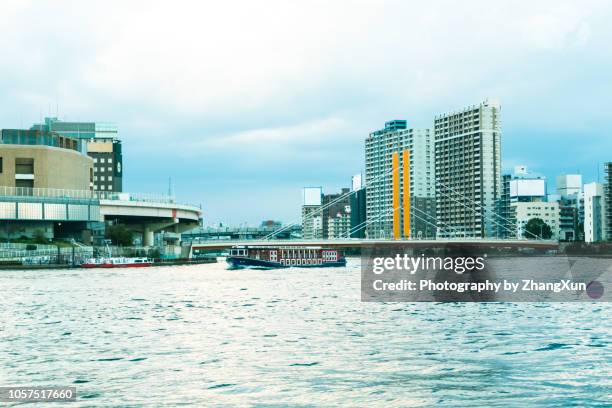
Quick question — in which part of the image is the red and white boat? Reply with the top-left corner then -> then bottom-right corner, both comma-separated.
80,257 -> 153,268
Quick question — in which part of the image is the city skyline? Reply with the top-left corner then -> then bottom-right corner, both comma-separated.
1,1 -> 612,225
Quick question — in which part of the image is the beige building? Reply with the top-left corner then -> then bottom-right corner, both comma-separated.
0,137 -> 93,191
512,201 -> 560,240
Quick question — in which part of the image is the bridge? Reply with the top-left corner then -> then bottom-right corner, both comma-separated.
190,238 -> 559,252
100,194 -> 201,246
0,186 -> 202,245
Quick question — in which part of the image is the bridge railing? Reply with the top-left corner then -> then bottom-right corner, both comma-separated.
0,186 -> 199,207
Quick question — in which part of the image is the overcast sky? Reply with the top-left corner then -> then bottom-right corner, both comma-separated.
1,0 -> 611,226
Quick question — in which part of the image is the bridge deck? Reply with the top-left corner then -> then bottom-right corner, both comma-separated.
191,239 -> 559,251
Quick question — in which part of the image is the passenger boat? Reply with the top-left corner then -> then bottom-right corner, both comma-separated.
80,257 -> 153,268
226,245 -> 346,269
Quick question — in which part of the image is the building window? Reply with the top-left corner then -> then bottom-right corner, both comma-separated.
100,176 -> 105,181
108,176 -> 112,181
108,158 -> 113,163
15,158 -> 34,174
101,158 -> 106,163
16,179 -> 34,188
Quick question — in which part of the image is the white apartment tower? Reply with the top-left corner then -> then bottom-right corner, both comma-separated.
365,120 -> 435,239
434,99 -> 502,238
583,182 -> 606,243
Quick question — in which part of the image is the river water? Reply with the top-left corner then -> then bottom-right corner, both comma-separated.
1,259 -> 610,406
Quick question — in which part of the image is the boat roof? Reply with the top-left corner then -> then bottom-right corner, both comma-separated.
230,245 -> 331,250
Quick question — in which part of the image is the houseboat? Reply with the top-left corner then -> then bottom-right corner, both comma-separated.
226,245 -> 346,269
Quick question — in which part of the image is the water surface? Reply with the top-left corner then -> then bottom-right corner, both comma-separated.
0,259 -> 610,406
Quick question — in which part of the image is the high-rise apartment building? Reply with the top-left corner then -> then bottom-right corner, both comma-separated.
31,118 -> 123,192
583,182 -> 606,243
434,99 -> 501,238
365,121 -> 435,239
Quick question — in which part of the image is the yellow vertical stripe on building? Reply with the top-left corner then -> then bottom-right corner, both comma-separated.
392,151 -> 400,240
403,149 -> 411,239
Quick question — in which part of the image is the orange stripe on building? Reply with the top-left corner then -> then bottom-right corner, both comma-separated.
392,151 -> 400,240
402,149 -> 411,239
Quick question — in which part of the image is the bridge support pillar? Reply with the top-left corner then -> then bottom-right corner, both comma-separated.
143,226 -> 154,247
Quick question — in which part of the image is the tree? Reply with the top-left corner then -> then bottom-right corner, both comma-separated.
524,218 -> 553,240
105,224 -> 134,246
33,229 -> 48,244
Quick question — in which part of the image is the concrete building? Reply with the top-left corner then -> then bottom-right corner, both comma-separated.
512,201 -> 560,240
556,174 -> 582,197
327,205 -> 351,239
605,163 -> 612,241
301,187 -> 323,239
434,99 -> 502,238
583,182 -> 606,243
0,129 -> 97,240
0,129 -> 93,190
322,188 -> 350,239
365,120 -> 435,239
31,118 -> 123,192
350,174 -> 367,238
497,166 -> 547,238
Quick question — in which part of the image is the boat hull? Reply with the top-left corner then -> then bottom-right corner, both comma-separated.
226,256 -> 346,269
81,263 -> 153,268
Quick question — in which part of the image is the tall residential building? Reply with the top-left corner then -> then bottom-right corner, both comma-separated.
31,118 -> 123,192
605,163 -> 612,240
301,187 -> 323,239
365,121 -> 435,239
583,182 -> 606,243
434,99 -> 502,238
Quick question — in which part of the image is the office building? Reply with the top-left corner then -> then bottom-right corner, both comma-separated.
301,187 -> 323,239
365,121 -> 435,239
31,118 -> 123,192
497,166 -> 547,238
0,129 -> 98,240
556,174 -> 582,197
513,201 -> 560,240
327,205 -> 351,239
434,99 -> 502,238
322,188 -> 350,239
583,182 -> 606,243
0,129 -> 92,190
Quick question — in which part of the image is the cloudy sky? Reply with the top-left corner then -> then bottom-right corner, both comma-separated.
1,0 -> 611,225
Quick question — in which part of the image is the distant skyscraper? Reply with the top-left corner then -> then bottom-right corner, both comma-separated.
31,117 -> 123,192
365,121 -> 435,239
434,99 -> 502,238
